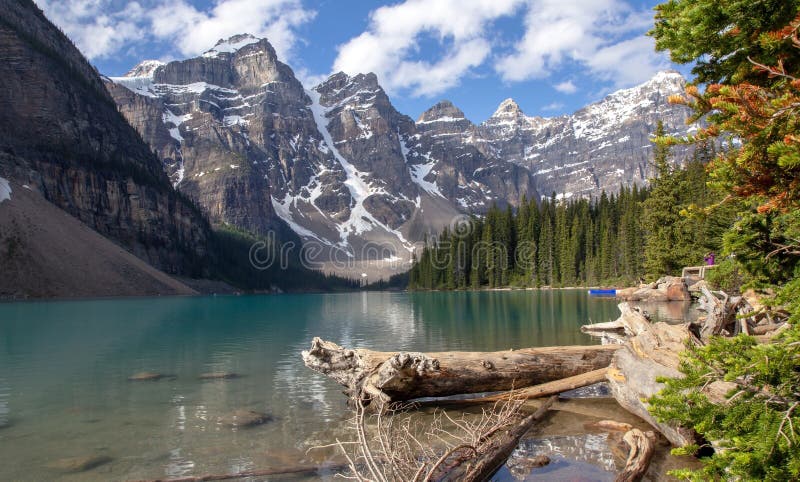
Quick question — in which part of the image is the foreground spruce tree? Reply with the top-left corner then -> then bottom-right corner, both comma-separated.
648,2 -> 800,479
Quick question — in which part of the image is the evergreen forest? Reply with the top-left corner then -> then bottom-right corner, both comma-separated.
408,130 -> 732,290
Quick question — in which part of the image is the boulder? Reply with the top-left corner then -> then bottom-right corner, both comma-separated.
636,288 -> 669,302
199,372 -> 240,380
528,455 -> 551,468
616,287 -> 639,301
666,282 -> 689,301
127,372 -> 167,381
620,277 -> 688,302
46,455 -> 112,473
223,409 -> 273,428
687,280 -> 708,293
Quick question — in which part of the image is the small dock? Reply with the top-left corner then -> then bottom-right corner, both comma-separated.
681,264 -> 716,285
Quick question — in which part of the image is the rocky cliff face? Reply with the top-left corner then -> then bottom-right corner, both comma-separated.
411,100 -> 536,211
106,34 -> 319,237
0,0 -> 209,275
108,41 -> 537,264
476,71 -> 694,199
107,34 -> 696,269
108,41 -> 414,259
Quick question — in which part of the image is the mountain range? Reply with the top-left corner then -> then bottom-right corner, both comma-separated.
0,1 -> 699,297
105,34 -> 695,275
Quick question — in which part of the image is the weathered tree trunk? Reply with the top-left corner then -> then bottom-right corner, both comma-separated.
584,420 -> 634,433
302,338 -> 619,405
434,396 -> 557,482
751,322 -> 784,335
698,285 -> 740,339
426,368 -> 608,406
581,319 -> 626,333
614,429 -> 656,482
584,303 -> 698,447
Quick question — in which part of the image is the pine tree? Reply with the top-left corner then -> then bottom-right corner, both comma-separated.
538,199 -> 555,286
643,121 -> 683,277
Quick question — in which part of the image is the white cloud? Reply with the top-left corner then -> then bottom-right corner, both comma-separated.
295,67 -> 329,89
495,0 -> 667,87
332,0 -> 523,97
554,80 -> 577,94
541,101 -> 564,111
331,0 -> 668,99
584,36 -> 669,87
35,0 -> 147,59
148,0 -> 314,60
35,0 -> 314,62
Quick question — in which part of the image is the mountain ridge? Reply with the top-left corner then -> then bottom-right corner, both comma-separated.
106,33 -> 695,275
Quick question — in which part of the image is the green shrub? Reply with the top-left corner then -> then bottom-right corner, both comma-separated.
704,258 -> 743,293
648,324 -> 800,481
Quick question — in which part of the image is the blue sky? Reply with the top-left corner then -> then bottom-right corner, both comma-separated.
35,0 -> 689,123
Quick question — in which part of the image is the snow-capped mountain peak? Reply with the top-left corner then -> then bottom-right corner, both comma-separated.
202,34 -> 261,58
492,98 -> 523,118
123,60 -> 165,78
417,100 -> 467,124
646,69 -> 685,86
477,69 -> 693,199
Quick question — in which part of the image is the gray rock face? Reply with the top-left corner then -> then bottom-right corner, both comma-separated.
108,46 -> 423,259
312,72 -> 418,231
0,0 -> 209,276
106,35 -> 336,237
410,100 -> 537,211
477,71 -> 694,199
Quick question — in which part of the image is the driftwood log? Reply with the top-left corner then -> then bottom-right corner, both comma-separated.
302,337 -> 619,405
584,303 -> 698,447
615,429 -> 656,482
694,284 -> 788,339
698,284 -> 729,338
584,419 -> 634,433
424,368 -> 608,407
434,396 -> 557,481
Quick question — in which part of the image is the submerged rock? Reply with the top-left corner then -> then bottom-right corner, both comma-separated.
507,454 -> 551,479
46,455 -> 112,473
199,372 -> 241,380
223,409 -> 273,428
127,372 -> 168,381
529,455 -> 551,468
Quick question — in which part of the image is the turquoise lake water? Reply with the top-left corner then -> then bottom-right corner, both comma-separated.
0,290 -> 691,481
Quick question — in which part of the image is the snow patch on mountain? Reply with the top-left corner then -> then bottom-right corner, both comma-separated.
223,115 -> 249,127
203,34 -> 260,58
162,109 -> 192,142
492,98 -> 522,118
271,194 -> 333,245
109,76 -> 157,97
308,88 -> 413,252
416,116 -> 462,125
0,177 -> 11,204
399,133 -> 444,199
174,161 -> 185,187
409,161 -> 443,198
571,71 -> 682,142
111,79 -> 240,99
